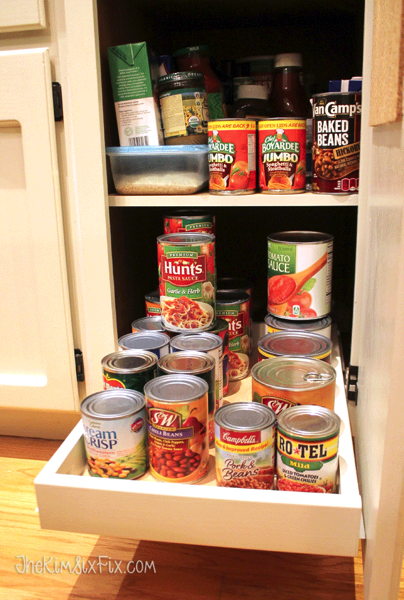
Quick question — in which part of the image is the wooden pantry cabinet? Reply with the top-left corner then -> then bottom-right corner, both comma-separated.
2,0 -> 404,599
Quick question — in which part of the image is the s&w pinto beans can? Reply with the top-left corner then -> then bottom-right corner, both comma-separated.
276,405 -> 341,493
312,92 -> 361,194
102,350 -> 157,393
208,119 -> 256,195
214,402 -> 276,489
118,331 -> 170,359
163,210 -> 216,234
267,231 -> 333,320
157,233 -> 216,332
258,118 -> 306,193
144,374 -> 210,483
81,389 -> 147,480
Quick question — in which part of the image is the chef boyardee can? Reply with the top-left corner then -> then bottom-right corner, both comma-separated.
144,374 -> 209,483
277,405 -> 341,493
312,92 -> 361,194
216,290 -> 250,381
118,331 -> 170,359
214,402 -> 276,489
157,233 -> 216,332
207,318 -> 230,396
157,351 -> 216,445
81,389 -> 147,480
132,315 -> 164,333
265,313 -> 332,339
258,331 -> 332,364
102,350 -> 157,393
267,231 -> 333,320
144,291 -> 161,316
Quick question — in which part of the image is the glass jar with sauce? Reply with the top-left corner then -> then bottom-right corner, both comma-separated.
230,84 -> 273,118
173,45 -> 226,119
271,53 -> 311,118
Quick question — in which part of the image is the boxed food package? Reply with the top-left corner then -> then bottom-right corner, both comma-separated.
328,76 -> 362,92
108,42 -> 164,146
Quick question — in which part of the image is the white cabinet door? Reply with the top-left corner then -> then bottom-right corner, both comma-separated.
0,48 -> 78,411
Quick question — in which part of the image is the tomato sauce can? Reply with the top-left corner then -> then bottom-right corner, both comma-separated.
208,119 -> 256,195
144,290 -> 161,316
163,210 -> 216,235
102,350 -> 157,393
157,233 -> 216,332
144,374 -> 210,483
312,92 -> 361,194
267,231 -> 333,320
214,402 -> 276,489
251,356 -> 336,416
81,389 -> 147,480
265,313 -> 332,339
216,290 -> 250,381
258,118 -> 306,193
276,405 -> 341,493
207,318 -> 230,396
170,332 -> 223,413
157,351 -> 216,445
258,331 -> 332,363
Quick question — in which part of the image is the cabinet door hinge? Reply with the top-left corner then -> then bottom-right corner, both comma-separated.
345,365 -> 358,404
52,82 -> 63,121
75,349 -> 85,382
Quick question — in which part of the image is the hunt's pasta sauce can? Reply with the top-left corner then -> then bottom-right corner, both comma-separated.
163,210 -> 216,235
157,233 -> 216,332
216,290 -> 250,380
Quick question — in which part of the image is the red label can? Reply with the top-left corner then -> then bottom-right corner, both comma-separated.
163,211 -> 215,235
258,118 -> 306,193
208,119 -> 256,195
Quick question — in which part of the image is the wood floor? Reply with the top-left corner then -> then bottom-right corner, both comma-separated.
0,435 -> 370,599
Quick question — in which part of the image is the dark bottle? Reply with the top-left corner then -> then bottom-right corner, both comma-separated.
230,84 -> 273,118
271,53 -> 311,118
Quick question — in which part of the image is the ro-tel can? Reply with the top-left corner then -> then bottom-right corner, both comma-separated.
216,290 -> 250,381
81,389 -> 147,480
170,332 -> 223,412
267,231 -> 333,320
208,119 -> 256,195
312,92 -> 361,194
257,331 -> 333,364
144,374 -> 210,483
132,315 -> 164,333
157,351 -> 216,445
258,118 -> 306,193
276,405 -> 341,493
157,233 -> 216,332
214,402 -> 276,489
102,350 -> 157,393
163,210 -> 216,235
118,331 -> 170,360
251,356 -> 336,416
145,290 -> 161,316
265,313 -> 332,340
207,318 -> 230,396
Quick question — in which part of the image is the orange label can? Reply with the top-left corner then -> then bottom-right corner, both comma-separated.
208,119 -> 256,195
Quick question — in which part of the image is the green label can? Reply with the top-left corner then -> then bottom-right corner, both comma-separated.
102,350 -> 157,393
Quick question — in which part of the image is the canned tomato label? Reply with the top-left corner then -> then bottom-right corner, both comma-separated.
277,406 -> 341,493
118,331 -> 170,359
102,350 -> 157,393
267,231 -> 333,320
208,119 -> 256,195
144,374 -> 210,483
251,357 -> 336,416
81,389 -> 147,480
216,290 -> 250,380
312,92 -> 361,194
144,291 -> 161,316
258,118 -> 306,193
163,211 -> 215,235
157,351 -> 216,445
157,233 -> 216,332
265,313 -> 332,339
214,402 -> 276,489
207,318 -> 230,396
257,331 -> 332,364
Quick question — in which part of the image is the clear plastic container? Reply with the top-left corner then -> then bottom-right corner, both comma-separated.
106,145 -> 209,195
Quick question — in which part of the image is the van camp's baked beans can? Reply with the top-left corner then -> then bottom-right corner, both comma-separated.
163,210 -> 216,234
81,389 -> 147,480
258,118 -> 306,193
208,119 -> 256,195
144,374 -> 210,483
157,351 -> 216,445
216,290 -> 251,381
144,291 -> 161,316
267,231 -> 333,320
276,405 -> 341,493
214,402 -> 276,489
157,233 -> 216,332
265,314 -> 332,340
118,331 -> 170,359
102,350 -> 157,393
132,315 -> 164,333
251,357 -> 336,416
258,331 -> 332,363
207,318 -> 230,396
312,92 -> 361,194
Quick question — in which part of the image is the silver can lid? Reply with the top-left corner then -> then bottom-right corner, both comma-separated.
118,331 -> 170,351
251,357 -> 336,392
170,332 -> 222,352
144,373 -> 208,403
267,231 -> 333,244
264,313 -> 332,333
258,331 -> 332,358
81,389 -> 145,419
131,316 -> 164,331
277,405 -> 340,439
158,351 -> 215,374
215,401 -> 276,431
157,233 -> 215,245
102,350 -> 157,373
